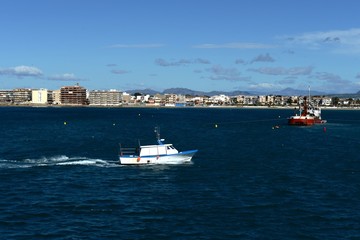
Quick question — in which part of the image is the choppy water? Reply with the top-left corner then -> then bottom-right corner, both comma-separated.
0,107 -> 359,239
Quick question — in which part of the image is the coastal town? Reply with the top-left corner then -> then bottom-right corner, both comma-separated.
1,84 -> 360,108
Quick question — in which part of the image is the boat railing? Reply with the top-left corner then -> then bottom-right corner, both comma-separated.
119,144 -> 138,156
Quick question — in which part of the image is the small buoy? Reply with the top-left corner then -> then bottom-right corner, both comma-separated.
138,113 -> 141,116
215,124 -> 218,128
113,123 -> 116,126
64,121 -> 67,125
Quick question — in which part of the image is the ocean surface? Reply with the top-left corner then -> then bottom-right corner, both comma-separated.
0,106 -> 359,239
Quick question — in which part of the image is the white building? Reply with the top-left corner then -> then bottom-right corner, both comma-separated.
209,94 -> 230,104
321,97 -> 332,106
32,89 -> 48,104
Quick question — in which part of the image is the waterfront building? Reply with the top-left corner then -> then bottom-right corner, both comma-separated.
52,90 -> 61,105
13,88 -> 32,104
274,95 -> 285,106
135,94 -> 150,103
258,95 -> 266,105
208,95 -> 230,105
187,96 -> 208,105
121,92 -> 131,104
266,95 -> 275,105
165,94 -> 176,105
47,90 -> 53,104
0,90 -> 13,104
31,89 -> 48,104
60,85 -> 87,105
321,97 -> 332,106
154,94 -> 165,105
89,89 -> 121,106
235,95 -> 245,105
177,94 -> 186,102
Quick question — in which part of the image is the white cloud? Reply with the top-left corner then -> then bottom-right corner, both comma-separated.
235,58 -> 245,64
314,72 -> 350,84
155,58 -> 211,67
283,28 -> 360,53
48,73 -> 85,81
249,82 -> 282,90
193,42 -> 277,49
107,44 -> 164,48
248,66 -> 313,76
0,65 -> 43,77
251,53 -> 275,63
206,65 -> 250,82
111,69 -> 130,74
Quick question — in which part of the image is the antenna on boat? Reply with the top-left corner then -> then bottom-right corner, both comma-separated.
154,126 -> 165,145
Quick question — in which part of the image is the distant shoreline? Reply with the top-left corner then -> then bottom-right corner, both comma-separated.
1,103 -> 360,110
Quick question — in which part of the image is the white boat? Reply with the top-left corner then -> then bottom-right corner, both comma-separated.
119,127 -> 198,165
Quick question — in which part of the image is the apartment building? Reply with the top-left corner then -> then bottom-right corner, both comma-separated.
13,88 -> 32,104
0,90 -> 13,103
31,89 -> 48,104
88,90 -> 121,105
60,85 -> 87,105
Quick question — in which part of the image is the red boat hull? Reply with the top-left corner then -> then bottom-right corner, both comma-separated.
288,117 -> 315,126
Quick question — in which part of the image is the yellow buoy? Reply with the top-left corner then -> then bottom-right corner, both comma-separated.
64,121 -> 67,125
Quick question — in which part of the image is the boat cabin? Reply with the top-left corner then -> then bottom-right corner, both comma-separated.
140,144 -> 178,157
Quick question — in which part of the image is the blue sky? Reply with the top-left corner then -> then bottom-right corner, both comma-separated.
1,0 -> 360,93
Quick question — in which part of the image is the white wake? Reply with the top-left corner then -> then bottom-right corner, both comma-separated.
0,155 -> 119,169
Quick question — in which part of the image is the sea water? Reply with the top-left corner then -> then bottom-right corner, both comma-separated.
0,107 -> 359,239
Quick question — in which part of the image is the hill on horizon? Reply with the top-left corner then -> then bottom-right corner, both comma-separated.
125,87 -> 360,97
126,87 -> 251,96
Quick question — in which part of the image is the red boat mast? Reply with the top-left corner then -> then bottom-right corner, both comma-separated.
301,97 -> 308,116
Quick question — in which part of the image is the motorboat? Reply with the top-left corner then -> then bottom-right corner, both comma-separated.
119,127 -> 198,165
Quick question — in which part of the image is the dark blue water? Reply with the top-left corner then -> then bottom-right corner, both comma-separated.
0,107 -> 359,239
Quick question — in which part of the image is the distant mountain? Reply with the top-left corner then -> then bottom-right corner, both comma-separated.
125,88 -> 160,95
207,90 -> 252,96
275,87 -> 327,96
125,87 -> 359,97
163,88 -> 251,96
163,88 -> 206,96
327,92 -> 360,98
126,87 -> 251,96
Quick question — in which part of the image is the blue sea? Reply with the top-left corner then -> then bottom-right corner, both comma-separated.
0,106 -> 359,239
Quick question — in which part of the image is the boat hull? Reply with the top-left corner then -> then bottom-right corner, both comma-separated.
288,116 -> 326,126
119,150 -> 198,165
288,116 -> 315,126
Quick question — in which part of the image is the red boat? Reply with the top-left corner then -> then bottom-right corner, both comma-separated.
288,96 -> 327,126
